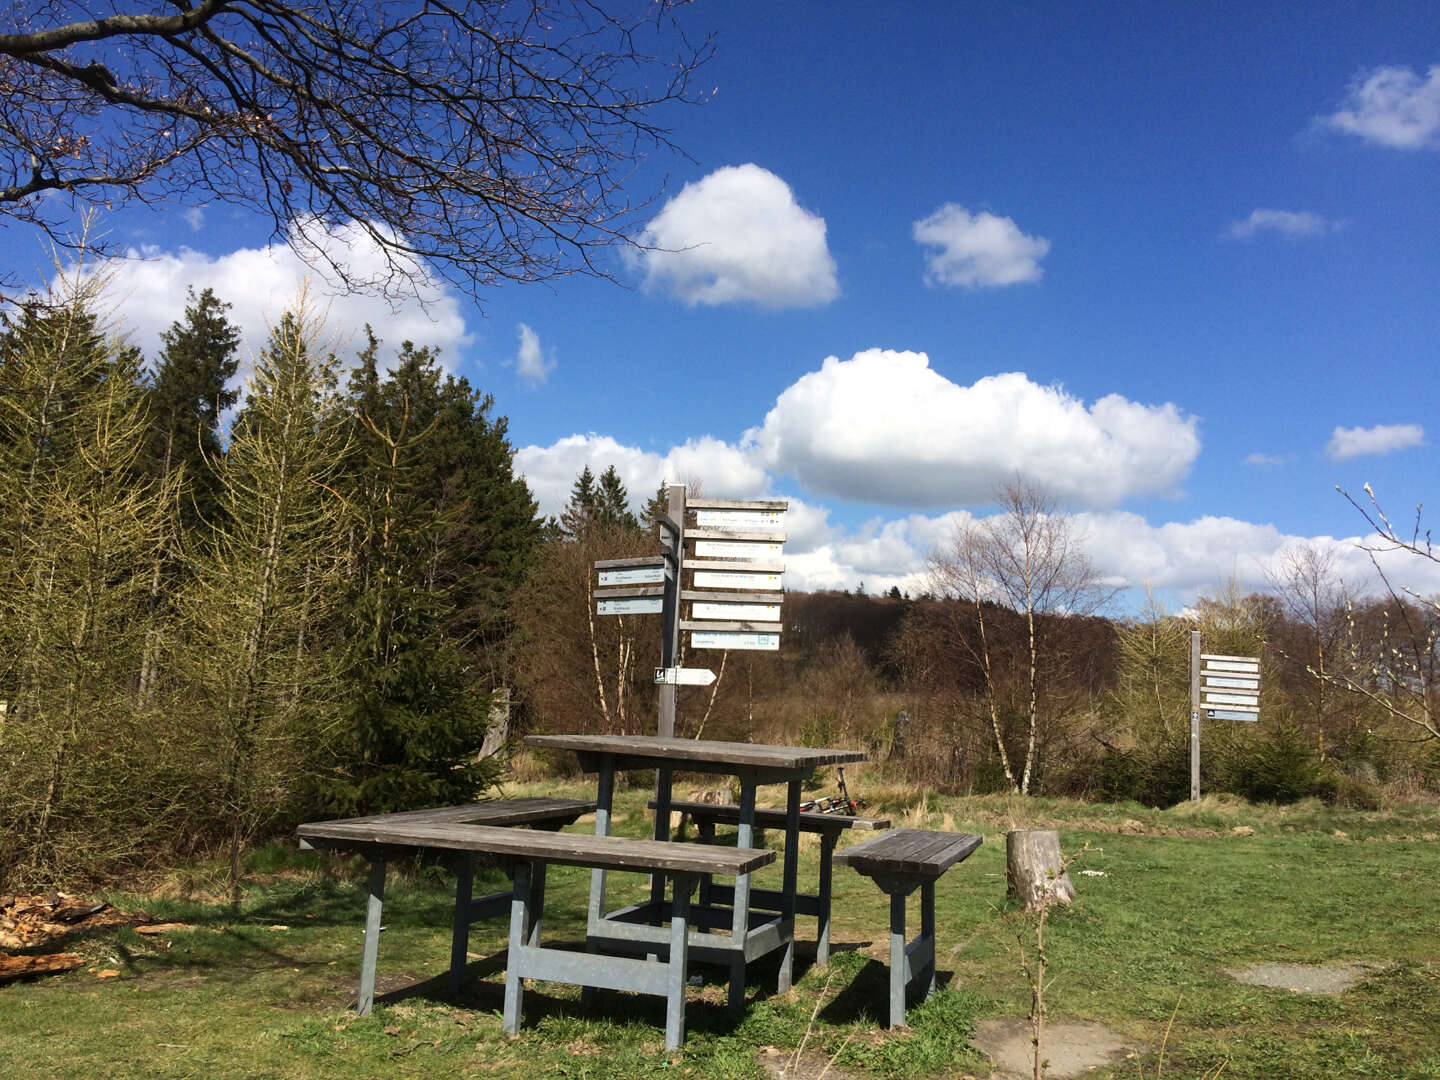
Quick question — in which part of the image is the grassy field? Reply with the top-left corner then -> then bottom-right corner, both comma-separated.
2,780 -> 1438,1079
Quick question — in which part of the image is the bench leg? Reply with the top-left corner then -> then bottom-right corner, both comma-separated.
665,874 -> 696,1051
528,862 -> 547,948
449,853 -> 474,998
357,856 -> 386,1016
777,779 -> 801,993
888,890 -> 907,1029
503,862 -> 534,1037
921,881 -> 937,999
816,831 -> 837,966
651,765 -> 674,908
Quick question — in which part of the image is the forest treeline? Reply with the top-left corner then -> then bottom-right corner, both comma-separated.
2,275 -> 1436,892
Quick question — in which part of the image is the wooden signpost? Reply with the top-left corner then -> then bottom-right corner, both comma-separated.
592,488 -> 789,735
1190,632 -> 1262,801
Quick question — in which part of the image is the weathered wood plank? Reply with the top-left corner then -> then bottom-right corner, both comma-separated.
654,801 -> 888,831
835,829 -> 983,878
525,734 -> 866,773
686,498 -> 790,510
296,820 -> 775,876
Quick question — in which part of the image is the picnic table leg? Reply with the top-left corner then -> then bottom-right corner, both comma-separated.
357,856 -> 386,1016
920,880 -> 937,999
583,761 -> 615,1004
777,779 -> 801,993
503,861 -> 534,1037
528,862 -> 548,948
888,889 -> 908,1028
728,778 -> 757,1011
650,765 -> 674,909
816,831 -> 838,966
665,874 -> 696,1051
449,853 -> 474,998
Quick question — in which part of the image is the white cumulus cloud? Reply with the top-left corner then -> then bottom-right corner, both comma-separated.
913,203 -> 1050,288
1317,64 -> 1440,149
77,218 -> 472,371
1325,423 -> 1425,461
634,164 -> 838,308
1224,209 -> 1342,240
515,323 -> 555,386
744,349 -> 1198,509
514,433 -> 771,520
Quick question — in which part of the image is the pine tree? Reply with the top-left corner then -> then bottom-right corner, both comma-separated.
136,288 -> 242,702
178,297 -> 348,900
641,481 -> 670,529
0,272 -> 181,886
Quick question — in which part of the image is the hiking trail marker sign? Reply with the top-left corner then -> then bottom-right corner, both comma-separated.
592,487 -> 788,736
1189,632 -> 1262,802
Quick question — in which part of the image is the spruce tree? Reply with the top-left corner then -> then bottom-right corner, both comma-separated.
146,287 -> 241,529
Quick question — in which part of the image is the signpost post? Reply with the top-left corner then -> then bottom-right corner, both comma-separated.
1190,632 -> 1261,802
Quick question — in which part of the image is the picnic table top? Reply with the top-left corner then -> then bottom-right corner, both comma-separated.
296,819 -> 776,876
525,734 -> 865,774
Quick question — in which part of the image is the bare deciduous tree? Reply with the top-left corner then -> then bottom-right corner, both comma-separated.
0,1 -> 709,299
931,480 -> 1114,794
1319,485 -> 1440,742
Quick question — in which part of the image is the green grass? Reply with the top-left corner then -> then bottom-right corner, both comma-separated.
2,784 -> 1438,1079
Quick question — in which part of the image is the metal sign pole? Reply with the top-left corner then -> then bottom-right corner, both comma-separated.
1190,630 -> 1202,803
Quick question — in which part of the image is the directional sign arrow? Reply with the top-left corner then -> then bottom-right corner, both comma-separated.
654,667 -> 717,687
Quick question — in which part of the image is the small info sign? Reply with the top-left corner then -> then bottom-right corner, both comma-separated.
598,565 -> 666,586
597,596 -> 663,615
695,508 -> 785,530
691,630 -> 780,651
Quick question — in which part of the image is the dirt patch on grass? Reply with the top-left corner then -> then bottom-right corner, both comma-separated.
758,1046 -> 858,1079
1225,961 -> 1372,994
973,1018 -> 1144,1079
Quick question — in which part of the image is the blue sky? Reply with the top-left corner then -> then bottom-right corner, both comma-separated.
9,1 -> 1439,607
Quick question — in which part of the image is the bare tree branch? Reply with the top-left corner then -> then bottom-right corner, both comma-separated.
0,0 -> 711,301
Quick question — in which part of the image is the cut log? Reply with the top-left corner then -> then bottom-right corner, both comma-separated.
1005,829 -> 1076,912
0,952 -> 83,984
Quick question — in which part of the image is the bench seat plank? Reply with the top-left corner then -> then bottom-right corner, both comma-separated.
836,828 -> 982,879
297,820 -> 775,877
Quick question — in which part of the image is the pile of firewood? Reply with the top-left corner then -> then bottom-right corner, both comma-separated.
0,892 -> 133,984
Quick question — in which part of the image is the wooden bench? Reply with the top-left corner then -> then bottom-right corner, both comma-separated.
297,814 -> 772,1049
298,798 -> 593,1009
835,828 -> 983,1028
652,799 -> 890,965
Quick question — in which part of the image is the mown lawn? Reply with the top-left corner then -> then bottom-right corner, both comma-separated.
2,784 -> 1437,1079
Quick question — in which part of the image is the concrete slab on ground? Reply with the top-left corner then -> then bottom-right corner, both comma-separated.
1225,962 -> 1371,994
973,1018 -> 1141,1079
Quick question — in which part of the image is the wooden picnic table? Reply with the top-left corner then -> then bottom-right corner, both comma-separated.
524,734 -> 866,1007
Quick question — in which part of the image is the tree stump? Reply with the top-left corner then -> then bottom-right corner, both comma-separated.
1006,829 -> 1076,912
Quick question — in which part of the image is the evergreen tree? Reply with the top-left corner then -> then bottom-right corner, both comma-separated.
0,274 -> 182,886
560,465 -> 599,539
595,464 -> 638,531
136,288 -> 242,702
311,333 -> 540,813
178,298 -> 348,899
146,287 -> 240,530
641,481 -> 670,529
